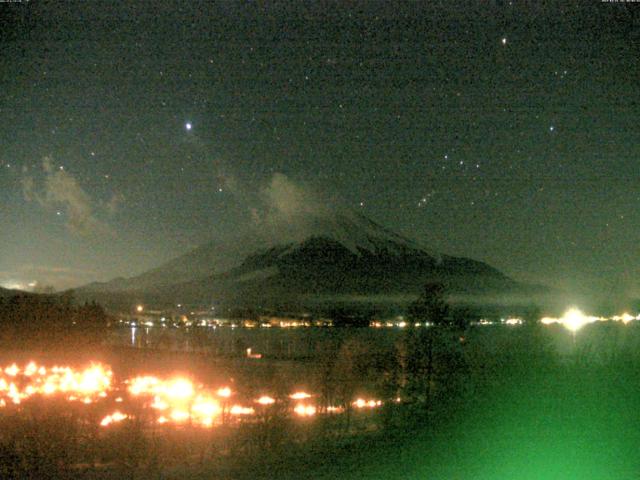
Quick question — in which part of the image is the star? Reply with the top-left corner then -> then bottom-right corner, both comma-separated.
501,37 -> 507,45
185,122 -> 192,131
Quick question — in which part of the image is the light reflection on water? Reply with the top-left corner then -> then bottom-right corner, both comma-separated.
113,322 -> 640,360
113,325 -> 404,358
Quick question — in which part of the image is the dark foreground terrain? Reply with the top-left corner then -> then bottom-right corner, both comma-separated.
2,323 -> 640,480
164,360 -> 640,480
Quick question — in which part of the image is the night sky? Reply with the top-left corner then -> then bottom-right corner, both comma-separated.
1,2 -> 639,299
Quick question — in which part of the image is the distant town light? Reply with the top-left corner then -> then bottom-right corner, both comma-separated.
614,312 -> 635,324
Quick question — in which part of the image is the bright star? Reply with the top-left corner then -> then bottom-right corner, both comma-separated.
501,37 -> 507,45
185,122 -> 192,131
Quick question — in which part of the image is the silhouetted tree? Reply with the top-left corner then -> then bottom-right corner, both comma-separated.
400,282 -> 468,414
449,305 -> 477,331
0,293 -> 109,349
521,304 -> 541,326
407,282 -> 449,326
333,338 -> 371,432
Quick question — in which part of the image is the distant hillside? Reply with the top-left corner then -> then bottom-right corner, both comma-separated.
0,287 -> 29,298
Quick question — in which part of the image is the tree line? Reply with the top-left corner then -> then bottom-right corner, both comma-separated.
0,292 -> 109,349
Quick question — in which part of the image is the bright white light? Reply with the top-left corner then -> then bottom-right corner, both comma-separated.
621,313 -> 634,324
562,308 -> 589,332
185,122 -> 192,131
612,312 -> 635,324
541,308 -> 604,331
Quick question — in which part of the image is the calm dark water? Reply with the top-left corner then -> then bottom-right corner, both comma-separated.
109,322 -> 640,361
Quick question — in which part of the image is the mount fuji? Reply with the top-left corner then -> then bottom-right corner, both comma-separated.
78,209 -> 529,311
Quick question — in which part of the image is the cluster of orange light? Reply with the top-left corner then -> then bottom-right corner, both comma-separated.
99,389 -> 387,427
326,405 -> 345,413
0,363 -> 386,428
289,391 -> 311,400
100,411 -> 128,426
125,376 -> 276,427
354,398 -> 382,409
127,375 -> 228,427
0,362 -> 112,406
293,404 -> 316,416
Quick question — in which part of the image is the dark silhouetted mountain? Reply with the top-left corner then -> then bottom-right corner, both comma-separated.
0,287 -> 30,298
77,211 -> 544,310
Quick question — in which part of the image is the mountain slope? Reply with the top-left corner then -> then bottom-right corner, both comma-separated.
77,210 -> 528,309
163,235 -> 516,305
83,211 -> 436,292
82,236 -> 265,292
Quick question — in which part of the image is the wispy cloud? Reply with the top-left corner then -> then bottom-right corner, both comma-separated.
1,264 -> 98,292
22,156 -> 116,237
256,173 -> 330,226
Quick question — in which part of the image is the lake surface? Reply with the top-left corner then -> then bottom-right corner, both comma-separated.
109,321 -> 640,361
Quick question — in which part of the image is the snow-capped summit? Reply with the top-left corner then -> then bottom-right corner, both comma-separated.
292,210 -> 433,257
79,208 -> 518,309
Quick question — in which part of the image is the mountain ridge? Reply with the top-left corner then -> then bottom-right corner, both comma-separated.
77,210 -> 539,311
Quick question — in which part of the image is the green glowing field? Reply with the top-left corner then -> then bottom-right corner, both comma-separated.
219,325 -> 640,480
293,365 -> 640,480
